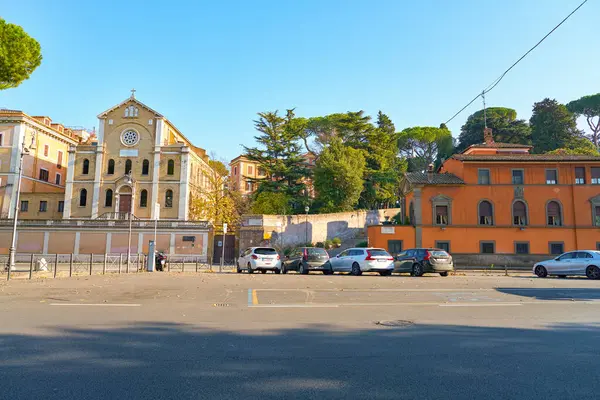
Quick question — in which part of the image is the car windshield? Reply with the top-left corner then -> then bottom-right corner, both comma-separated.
308,248 -> 328,256
368,249 -> 390,257
429,250 -> 449,257
254,248 -> 277,255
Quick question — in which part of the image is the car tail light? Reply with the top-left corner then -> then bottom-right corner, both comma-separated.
365,250 -> 375,261
386,256 -> 394,261
277,254 -> 280,260
251,255 -> 258,260
303,248 -> 308,261
423,251 -> 431,261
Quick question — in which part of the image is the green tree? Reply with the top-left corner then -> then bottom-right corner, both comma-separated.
251,192 -> 291,215
244,110 -> 310,212
313,139 -> 366,212
0,18 -> 42,90
547,137 -> 599,156
398,126 -> 454,172
530,98 -> 582,154
457,107 -> 531,151
567,93 -> 600,147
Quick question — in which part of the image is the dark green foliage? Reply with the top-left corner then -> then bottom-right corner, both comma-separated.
567,94 -> 600,147
530,98 -> 582,154
457,107 -> 531,151
0,18 -> 42,90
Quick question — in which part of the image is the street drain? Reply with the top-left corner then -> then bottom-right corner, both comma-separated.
212,303 -> 231,307
375,320 -> 414,327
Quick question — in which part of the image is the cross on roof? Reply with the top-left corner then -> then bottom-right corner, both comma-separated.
130,88 -> 136,98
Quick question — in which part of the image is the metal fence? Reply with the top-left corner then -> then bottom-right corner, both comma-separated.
1,253 -> 236,281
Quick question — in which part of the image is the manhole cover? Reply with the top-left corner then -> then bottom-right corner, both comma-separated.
375,320 -> 414,327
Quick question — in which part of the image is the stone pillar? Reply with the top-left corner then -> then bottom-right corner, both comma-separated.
91,144 -> 104,218
178,147 -> 190,220
63,145 -> 77,219
414,188 -> 423,248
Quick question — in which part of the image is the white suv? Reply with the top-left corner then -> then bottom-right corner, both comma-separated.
237,247 -> 282,274
329,247 -> 394,276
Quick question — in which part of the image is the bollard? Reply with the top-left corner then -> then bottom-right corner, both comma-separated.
195,258 -> 199,273
137,254 -> 140,272
54,254 -> 58,278
69,253 -> 73,277
126,254 -> 130,274
103,254 -> 107,275
119,254 -> 122,274
504,265 -> 508,276
89,254 -> 93,275
29,254 -> 34,279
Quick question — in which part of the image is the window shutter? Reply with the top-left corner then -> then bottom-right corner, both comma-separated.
479,201 -> 492,216
547,201 -> 560,217
513,201 -> 526,217
575,167 -> 585,179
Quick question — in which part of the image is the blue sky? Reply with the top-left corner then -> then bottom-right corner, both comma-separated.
1,0 -> 598,161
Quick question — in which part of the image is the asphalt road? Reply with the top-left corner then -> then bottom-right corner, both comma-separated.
1,271 -> 600,399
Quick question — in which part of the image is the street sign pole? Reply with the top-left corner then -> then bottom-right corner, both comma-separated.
220,223 -> 227,273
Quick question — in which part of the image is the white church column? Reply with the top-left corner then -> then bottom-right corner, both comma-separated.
91,144 -> 103,218
62,145 -> 77,219
150,119 -> 164,219
178,147 -> 190,220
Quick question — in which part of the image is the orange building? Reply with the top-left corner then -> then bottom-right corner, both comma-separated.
368,139 -> 600,265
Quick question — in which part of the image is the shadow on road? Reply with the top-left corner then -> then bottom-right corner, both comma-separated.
496,288 -> 600,301
1,322 -> 600,399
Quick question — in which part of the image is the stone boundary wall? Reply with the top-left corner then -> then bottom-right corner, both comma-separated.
240,208 -> 401,250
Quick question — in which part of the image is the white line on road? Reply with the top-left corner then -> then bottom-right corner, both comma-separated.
255,288 -> 496,292
439,303 -> 523,307
249,300 -> 600,308
50,303 -> 141,307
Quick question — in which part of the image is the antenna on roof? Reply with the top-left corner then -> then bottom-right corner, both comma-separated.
482,90 -> 487,129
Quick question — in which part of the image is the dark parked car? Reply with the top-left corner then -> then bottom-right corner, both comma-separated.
283,247 -> 332,275
393,248 -> 454,276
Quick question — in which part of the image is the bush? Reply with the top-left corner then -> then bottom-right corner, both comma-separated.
324,240 -> 333,249
392,212 -> 403,225
315,242 -> 325,248
283,247 -> 293,256
356,240 -> 368,248
332,237 -> 342,247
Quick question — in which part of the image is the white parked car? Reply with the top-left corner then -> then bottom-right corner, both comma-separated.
533,251 -> 600,279
237,247 -> 282,274
329,248 -> 394,276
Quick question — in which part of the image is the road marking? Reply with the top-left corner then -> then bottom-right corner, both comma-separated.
248,289 -> 259,306
439,303 -> 523,307
49,303 -> 141,307
254,288 -> 496,292
248,300 -> 600,308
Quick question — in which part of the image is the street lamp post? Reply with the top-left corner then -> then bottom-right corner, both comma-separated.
7,136 -> 34,280
220,223 -> 227,273
125,172 -> 134,272
304,205 -> 310,244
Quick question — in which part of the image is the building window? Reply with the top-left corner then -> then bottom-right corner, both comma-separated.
105,189 -> 113,207
142,159 -> 149,175
435,241 -> 450,253
258,167 -> 266,176
549,242 -> 564,255
55,173 -> 61,185
57,151 -> 63,169
597,242 -> 600,251
546,200 -> 562,226
167,159 -> 175,175
478,200 -> 494,225
39,169 -> 49,182
82,159 -> 90,175
512,200 -> 527,226
515,242 -> 530,254
245,181 -> 253,192
0,133 -> 3,146
20,200 -> 29,212
140,189 -> 148,207
575,167 -> 586,184
546,169 -> 558,185
248,166 -> 253,175
43,144 -> 49,157
435,205 -> 448,225
165,190 -> 173,208
80,189 -> 87,207
58,201 -> 64,213
233,166 -> 237,175
478,169 -> 490,185
39,201 -> 48,212
107,159 -> 115,175
125,159 -> 132,174
594,205 -> 600,227
388,240 -> 403,255
480,241 -> 495,254
592,167 -> 600,185
512,169 -> 524,185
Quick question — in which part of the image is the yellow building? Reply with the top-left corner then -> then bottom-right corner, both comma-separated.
0,110 -> 80,219
229,155 -> 266,195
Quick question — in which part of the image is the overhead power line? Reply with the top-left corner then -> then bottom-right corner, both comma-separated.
444,0 -> 588,125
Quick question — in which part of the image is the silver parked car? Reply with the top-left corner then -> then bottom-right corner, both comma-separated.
328,248 -> 394,276
533,251 -> 600,279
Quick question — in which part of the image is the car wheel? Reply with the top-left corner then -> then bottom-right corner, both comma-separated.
236,262 -> 242,274
274,268 -> 281,275
585,265 -> 600,280
411,263 -> 424,277
247,263 -> 254,274
534,265 -> 547,278
351,263 -> 362,276
558,275 -> 567,279
281,265 -> 287,274
299,263 -> 309,275
439,272 -> 449,277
